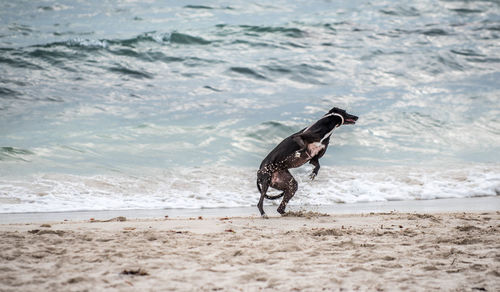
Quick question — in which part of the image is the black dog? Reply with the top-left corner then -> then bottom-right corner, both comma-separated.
256,107 -> 358,218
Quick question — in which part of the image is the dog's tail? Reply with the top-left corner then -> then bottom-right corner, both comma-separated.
257,173 -> 284,200
265,192 -> 284,200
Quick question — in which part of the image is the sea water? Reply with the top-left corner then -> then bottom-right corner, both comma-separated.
1,0 -> 499,213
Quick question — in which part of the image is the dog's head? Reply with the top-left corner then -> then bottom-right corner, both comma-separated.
327,107 -> 358,125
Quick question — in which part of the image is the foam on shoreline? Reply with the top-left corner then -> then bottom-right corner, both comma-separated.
1,164 -> 499,214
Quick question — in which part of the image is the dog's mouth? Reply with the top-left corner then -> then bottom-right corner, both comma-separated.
344,116 -> 358,125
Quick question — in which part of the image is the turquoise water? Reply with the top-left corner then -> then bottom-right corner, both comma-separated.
1,1 -> 499,212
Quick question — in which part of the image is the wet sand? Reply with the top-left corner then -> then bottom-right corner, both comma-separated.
1,211 -> 499,291
2,196 -> 499,224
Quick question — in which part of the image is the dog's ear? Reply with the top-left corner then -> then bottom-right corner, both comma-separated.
328,107 -> 342,114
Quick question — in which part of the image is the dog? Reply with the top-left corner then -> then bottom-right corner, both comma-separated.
256,107 -> 358,218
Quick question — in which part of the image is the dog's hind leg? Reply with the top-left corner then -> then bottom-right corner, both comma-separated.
270,170 -> 298,215
256,170 -> 271,218
265,192 -> 284,200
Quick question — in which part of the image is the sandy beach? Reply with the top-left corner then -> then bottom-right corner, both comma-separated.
1,210 -> 499,291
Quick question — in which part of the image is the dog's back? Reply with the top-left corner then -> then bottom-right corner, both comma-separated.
259,129 -> 304,170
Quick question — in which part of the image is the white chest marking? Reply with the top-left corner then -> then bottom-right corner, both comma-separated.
300,112 -> 344,159
307,142 -> 325,158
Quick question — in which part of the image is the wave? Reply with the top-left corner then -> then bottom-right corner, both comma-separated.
184,5 -> 213,10
262,62 -> 331,84
0,32 -> 217,74
0,147 -> 34,162
239,25 -> 306,38
450,8 -> 483,14
65,38 -> 108,49
0,164 -> 498,213
107,65 -> 153,79
466,57 -> 500,64
26,48 -> 87,65
106,32 -> 212,46
383,27 -> 451,38
32,31 -> 212,50
450,49 -> 485,57
379,6 -> 420,17
421,28 -> 449,36
183,5 -> 233,10
0,54 -> 43,70
229,39 -> 283,49
245,121 -> 298,142
230,67 -> 267,80
168,32 -> 212,45
0,87 -> 21,98
107,48 -> 183,63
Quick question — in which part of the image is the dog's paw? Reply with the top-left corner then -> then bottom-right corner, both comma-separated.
309,172 -> 317,180
261,214 -> 269,219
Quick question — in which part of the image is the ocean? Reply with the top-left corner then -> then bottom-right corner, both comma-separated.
1,0 -> 499,213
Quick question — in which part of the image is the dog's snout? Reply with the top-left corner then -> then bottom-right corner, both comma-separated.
344,113 -> 358,125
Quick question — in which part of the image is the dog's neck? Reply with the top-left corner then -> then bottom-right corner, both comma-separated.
323,112 -> 344,126
303,112 -> 344,135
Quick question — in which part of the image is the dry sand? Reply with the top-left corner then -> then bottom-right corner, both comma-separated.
1,211 -> 499,291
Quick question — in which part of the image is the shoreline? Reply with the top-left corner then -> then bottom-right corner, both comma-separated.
1,196 -> 499,224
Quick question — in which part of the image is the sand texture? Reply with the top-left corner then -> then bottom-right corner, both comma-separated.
1,211 -> 499,291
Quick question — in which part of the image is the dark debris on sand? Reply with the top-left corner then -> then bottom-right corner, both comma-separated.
281,210 -> 330,219
120,268 -> 149,276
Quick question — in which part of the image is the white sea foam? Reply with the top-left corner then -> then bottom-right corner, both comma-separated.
0,164 -> 498,213
66,38 -> 108,48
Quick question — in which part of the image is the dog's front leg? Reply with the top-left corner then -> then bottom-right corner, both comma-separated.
309,157 -> 320,180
